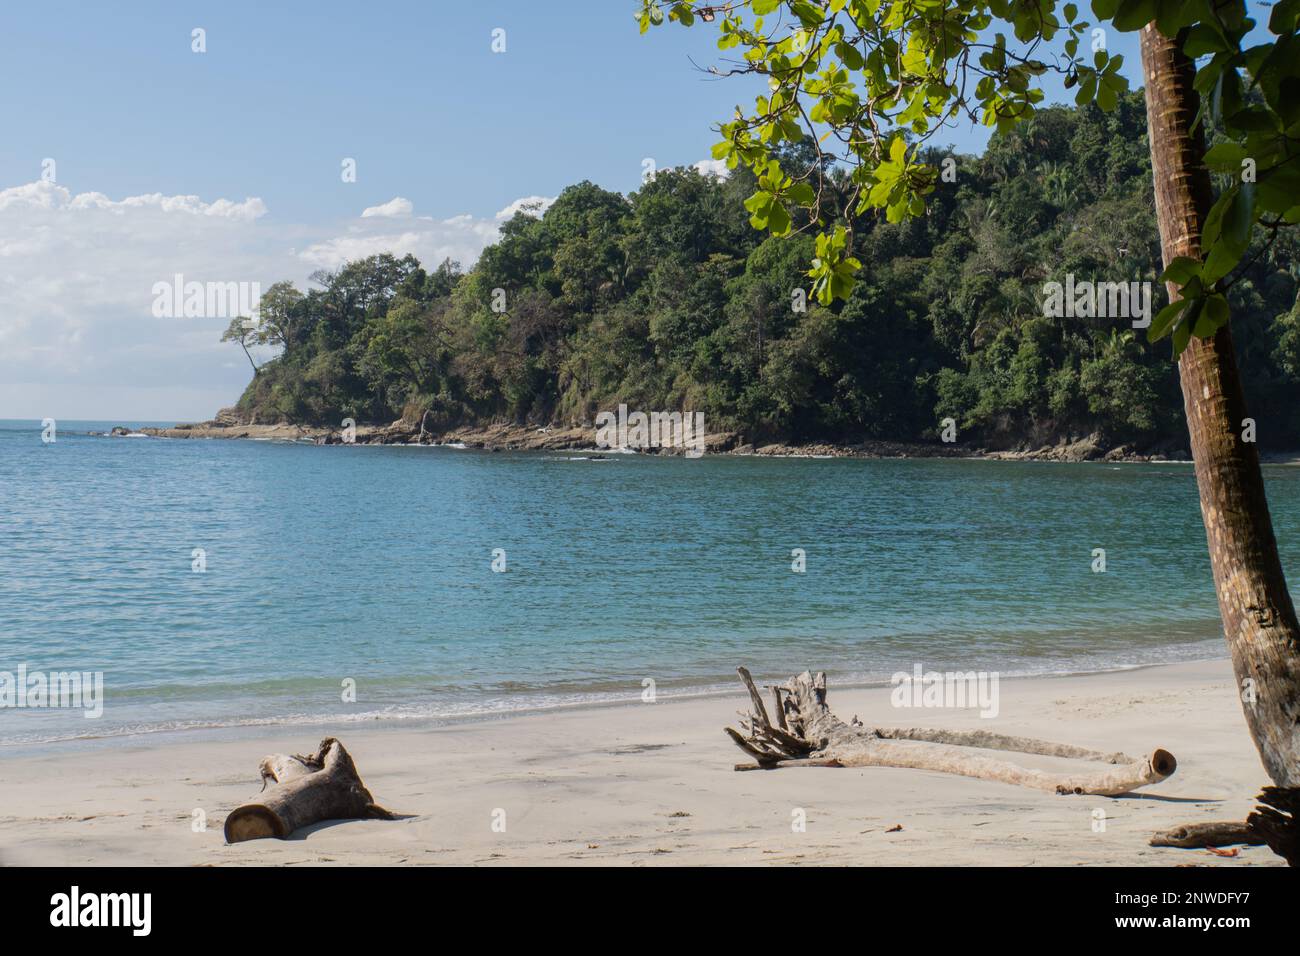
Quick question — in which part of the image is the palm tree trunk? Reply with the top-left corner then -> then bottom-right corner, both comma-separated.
1140,24 -> 1300,786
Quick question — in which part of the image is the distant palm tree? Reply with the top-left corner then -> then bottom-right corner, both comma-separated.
1039,162 -> 1079,211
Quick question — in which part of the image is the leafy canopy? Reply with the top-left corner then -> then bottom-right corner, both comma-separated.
640,0 -> 1300,354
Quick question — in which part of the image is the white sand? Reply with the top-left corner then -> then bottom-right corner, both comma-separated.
0,658 -> 1282,866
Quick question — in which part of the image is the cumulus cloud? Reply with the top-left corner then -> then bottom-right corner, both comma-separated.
496,195 -> 555,220
0,180 -> 267,219
0,181 -> 552,421
296,216 -> 503,271
693,158 -> 730,179
360,196 -> 414,218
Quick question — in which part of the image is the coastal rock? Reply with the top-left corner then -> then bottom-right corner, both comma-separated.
134,413 -> 1205,463
212,407 -> 251,427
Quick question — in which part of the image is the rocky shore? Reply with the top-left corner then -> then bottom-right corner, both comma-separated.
96,407 -> 1233,463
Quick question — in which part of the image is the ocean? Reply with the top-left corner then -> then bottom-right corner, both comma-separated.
2,418 -> 1293,748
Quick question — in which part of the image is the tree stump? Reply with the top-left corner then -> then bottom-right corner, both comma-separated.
224,737 -> 393,843
726,667 -> 1176,796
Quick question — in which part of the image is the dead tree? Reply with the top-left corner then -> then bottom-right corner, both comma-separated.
726,668 -> 1176,796
224,737 -> 393,843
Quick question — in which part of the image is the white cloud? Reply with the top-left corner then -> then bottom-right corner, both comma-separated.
496,195 -> 555,220
0,180 -> 267,219
360,196 -> 414,218
296,216 -> 503,271
298,231 -> 427,267
693,158 -> 730,179
0,182 -> 552,421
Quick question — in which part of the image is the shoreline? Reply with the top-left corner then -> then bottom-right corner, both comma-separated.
112,416 -> 1300,464
0,639 -> 1230,754
0,657 -> 1282,866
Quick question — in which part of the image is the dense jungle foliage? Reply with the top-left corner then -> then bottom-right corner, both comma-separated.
227,92 -> 1300,450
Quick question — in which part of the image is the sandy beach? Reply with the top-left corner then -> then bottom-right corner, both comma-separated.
0,658 -> 1282,867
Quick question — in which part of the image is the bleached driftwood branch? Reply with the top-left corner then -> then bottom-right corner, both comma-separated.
726,667 -> 1176,796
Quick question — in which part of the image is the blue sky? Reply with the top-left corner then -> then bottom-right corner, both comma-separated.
2,0 -> 770,225
0,2 -> 1270,420
0,1 -> 1166,222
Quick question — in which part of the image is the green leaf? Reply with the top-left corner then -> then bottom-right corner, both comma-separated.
1257,160 -> 1300,215
767,201 -> 791,236
1202,142 -> 1248,171
1076,71 -> 1098,105
1202,183 -> 1255,285
1270,0 -> 1300,34
786,182 -> 816,205
1148,298 -> 1188,342
1200,293 -> 1230,333
1160,257 -> 1201,286
1172,299 -> 1202,355
837,41 -> 864,71
1154,0 -> 1202,36
1183,23 -> 1228,58
1113,0 -> 1157,32
1097,81 -> 1118,112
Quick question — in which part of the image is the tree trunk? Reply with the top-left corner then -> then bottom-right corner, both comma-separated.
726,668 -> 1176,796
1139,24 -> 1300,786
224,737 -> 392,843
239,339 -> 259,375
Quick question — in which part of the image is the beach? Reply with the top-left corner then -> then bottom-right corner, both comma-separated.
0,658 -> 1281,866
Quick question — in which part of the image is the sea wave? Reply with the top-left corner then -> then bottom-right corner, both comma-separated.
0,638 -> 1225,748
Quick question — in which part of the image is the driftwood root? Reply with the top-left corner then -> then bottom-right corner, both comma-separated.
725,667 -> 1176,796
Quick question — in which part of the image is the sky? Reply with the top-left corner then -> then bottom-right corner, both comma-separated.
0,0 -> 1249,422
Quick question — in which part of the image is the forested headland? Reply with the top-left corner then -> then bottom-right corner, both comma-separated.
224,91 -> 1300,454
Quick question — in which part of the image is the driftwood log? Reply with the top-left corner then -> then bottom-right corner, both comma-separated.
726,667 -> 1176,796
224,737 -> 393,843
1149,822 -> 1265,849
1150,788 -> 1298,865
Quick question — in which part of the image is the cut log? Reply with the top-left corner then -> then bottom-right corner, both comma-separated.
726,667 -> 1176,796
224,737 -> 393,843
1149,822 -> 1264,849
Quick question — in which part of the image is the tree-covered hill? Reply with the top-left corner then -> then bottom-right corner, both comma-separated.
226,91 -> 1300,452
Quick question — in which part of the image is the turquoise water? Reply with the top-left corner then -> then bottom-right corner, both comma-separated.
2,419 -> 1296,746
